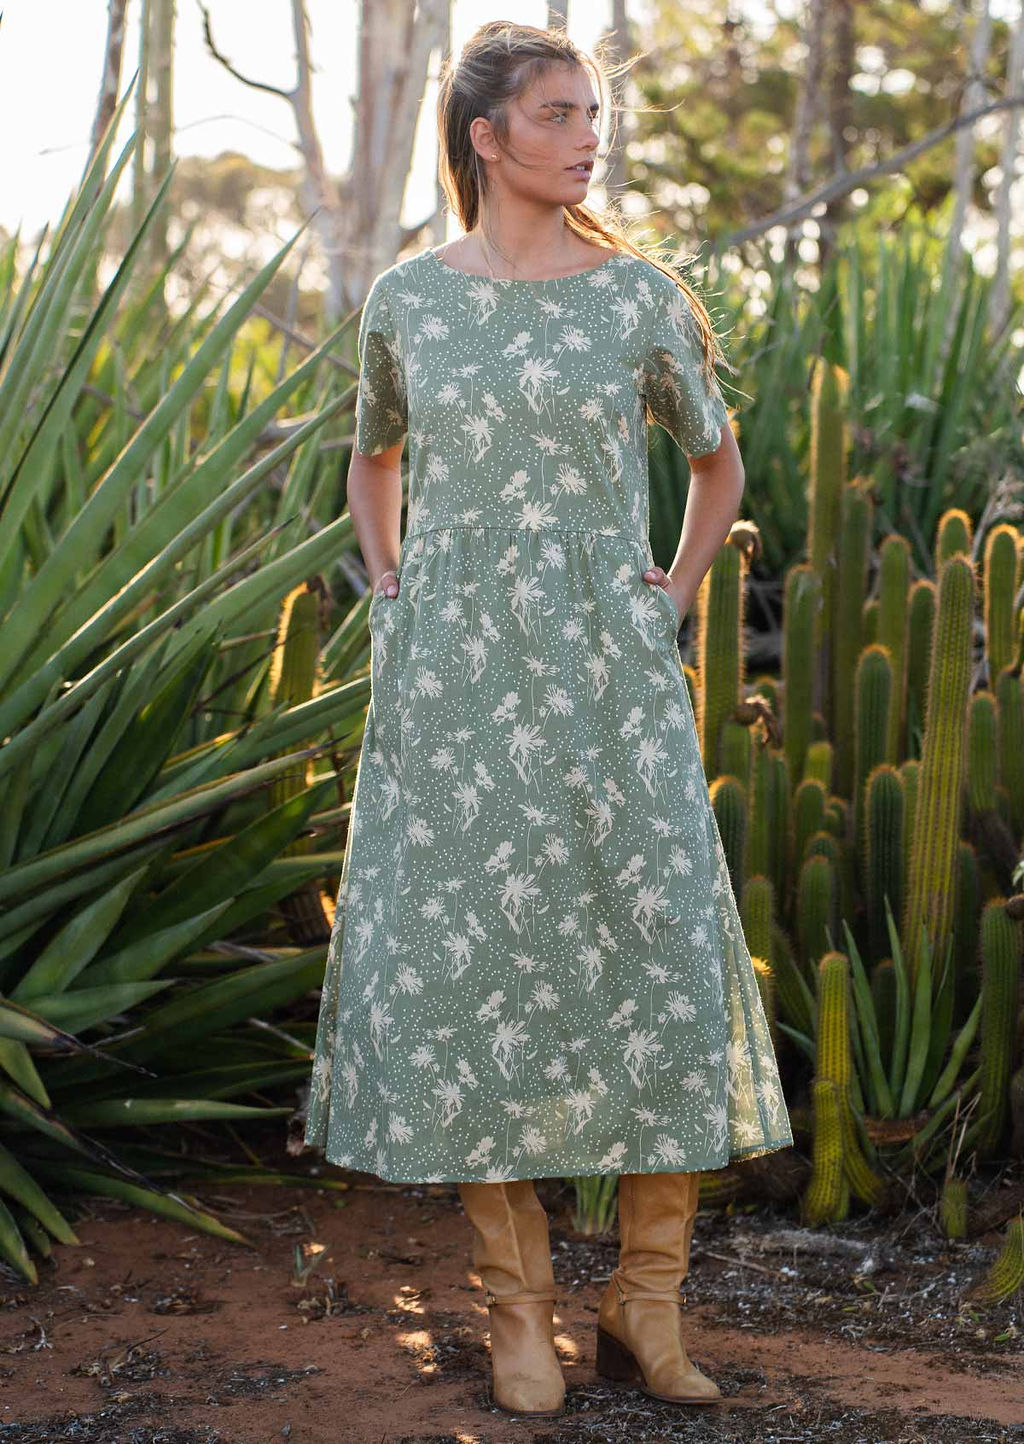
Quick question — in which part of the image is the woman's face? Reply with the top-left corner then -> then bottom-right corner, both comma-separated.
475,62 -> 601,205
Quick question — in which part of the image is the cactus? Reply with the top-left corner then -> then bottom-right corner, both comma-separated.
804,739 -> 833,791
853,644 -> 893,871
968,690 -> 998,814
833,481 -> 873,795
745,726 -> 773,882
696,541 -> 745,778
816,951 -> 851,1088
940,1177 -> 969,1239
783,563 -> 821,793
902,556 -> 975,989
802,1077 -> 847,1224
906,579 -> 936,751
862,597 -> 879,645
953,841 -> 981,1027
711,775 -> 747,894
718,719 -> 752,789
805,358 -> 849,733
935,507 -> 972,568
865,764 -> 903,966
741,874 -> 774,967
899,759 -> 920,912
983,523 -> 1020,682
877,534 -> 911,761
797,853 -> 836,975
793,777 -> 828,873
769,749 -> 793,902
967,901 -> 1021,1157
752,956 -> 776,1030
967,1211 -> 1024,1306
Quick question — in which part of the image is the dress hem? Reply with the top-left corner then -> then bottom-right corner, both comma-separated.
306,1134 -> 795,1186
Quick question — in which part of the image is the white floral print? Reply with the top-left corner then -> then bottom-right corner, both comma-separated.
303,246 -> 794,1182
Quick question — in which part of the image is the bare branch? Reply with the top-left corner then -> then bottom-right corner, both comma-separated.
718,93 -> 1024,251
198,1 -> 294,102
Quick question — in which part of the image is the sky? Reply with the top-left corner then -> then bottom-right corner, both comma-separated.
0,1 -> 1017,244
0,1 -> 626,236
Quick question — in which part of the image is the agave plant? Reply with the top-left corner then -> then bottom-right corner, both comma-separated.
0,95 -> 376,1280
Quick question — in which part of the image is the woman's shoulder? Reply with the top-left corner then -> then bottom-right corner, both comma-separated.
368,250 -> 433,301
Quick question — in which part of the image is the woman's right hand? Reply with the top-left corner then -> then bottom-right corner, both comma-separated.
373,568 -> 400,598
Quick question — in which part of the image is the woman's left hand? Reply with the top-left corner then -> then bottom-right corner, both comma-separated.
643,566 -> 686,628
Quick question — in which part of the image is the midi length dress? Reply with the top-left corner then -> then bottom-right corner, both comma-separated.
303,244 -> 794,1183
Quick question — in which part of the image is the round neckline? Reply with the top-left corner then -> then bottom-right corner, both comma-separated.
426,244 -> 623,286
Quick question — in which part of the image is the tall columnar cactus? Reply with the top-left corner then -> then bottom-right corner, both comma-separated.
711,775 -> 747,894
751,956 -> 776,1029
984,524 -> 1020,683
805,357 -> 849,734
802,952 -> 884,1224
833,481 -> 873,796
940,1177 -> 968,1239
718,719 -> 752,789
696,541 -> 745,779
967,691 -> 998,815
865,763 -> 904,966
741,874 -> 775,967
902,555 -> 975,989
803,1077 -> 847,1224
906,579 -> 936,748
804,739 -> 834,791
935,507 -> 973,568
899,759 -> 920,911
853,644 -> 893,873
783,564 -> 821,793
877,533 -> 911,760
745,726 -> 773,882
794,777 -> 828,874
797,852 -> 837,976
967,901 -> 1021,1158
995,668 -> 1024,835
862,597 -> 879,645
769,750 -> 793,903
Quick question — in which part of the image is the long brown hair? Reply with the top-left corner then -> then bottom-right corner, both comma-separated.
434,20 -> 730,400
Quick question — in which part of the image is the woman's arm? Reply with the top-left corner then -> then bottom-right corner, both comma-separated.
642,424 -> 746,623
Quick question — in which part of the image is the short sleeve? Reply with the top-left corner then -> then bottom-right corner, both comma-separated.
354,275 -> 408,456
641,279 -> 730,459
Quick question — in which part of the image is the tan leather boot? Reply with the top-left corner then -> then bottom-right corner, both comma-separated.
457,1178 -> 566,1417
595,1170 -> 722,1405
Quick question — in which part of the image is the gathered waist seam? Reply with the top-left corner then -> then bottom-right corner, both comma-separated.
404,524 -> 644,542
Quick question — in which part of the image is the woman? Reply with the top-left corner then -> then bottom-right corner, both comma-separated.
305,19 -> 793,1419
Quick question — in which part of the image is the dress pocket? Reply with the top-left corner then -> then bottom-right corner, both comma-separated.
368,580 -> 405,758
651,581 -> 681,646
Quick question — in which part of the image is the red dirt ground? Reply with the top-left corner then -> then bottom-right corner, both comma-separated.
1,1154 -> 1022,1443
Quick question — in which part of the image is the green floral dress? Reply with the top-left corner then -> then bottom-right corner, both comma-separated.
304,245 -> 794,1183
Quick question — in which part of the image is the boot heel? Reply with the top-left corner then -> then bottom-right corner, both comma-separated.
596,1324 -> 643,1383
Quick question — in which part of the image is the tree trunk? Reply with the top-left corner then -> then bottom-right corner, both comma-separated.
784,0 -> 828,275
990,0 -> 1024,337
88,0 -> 130,172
